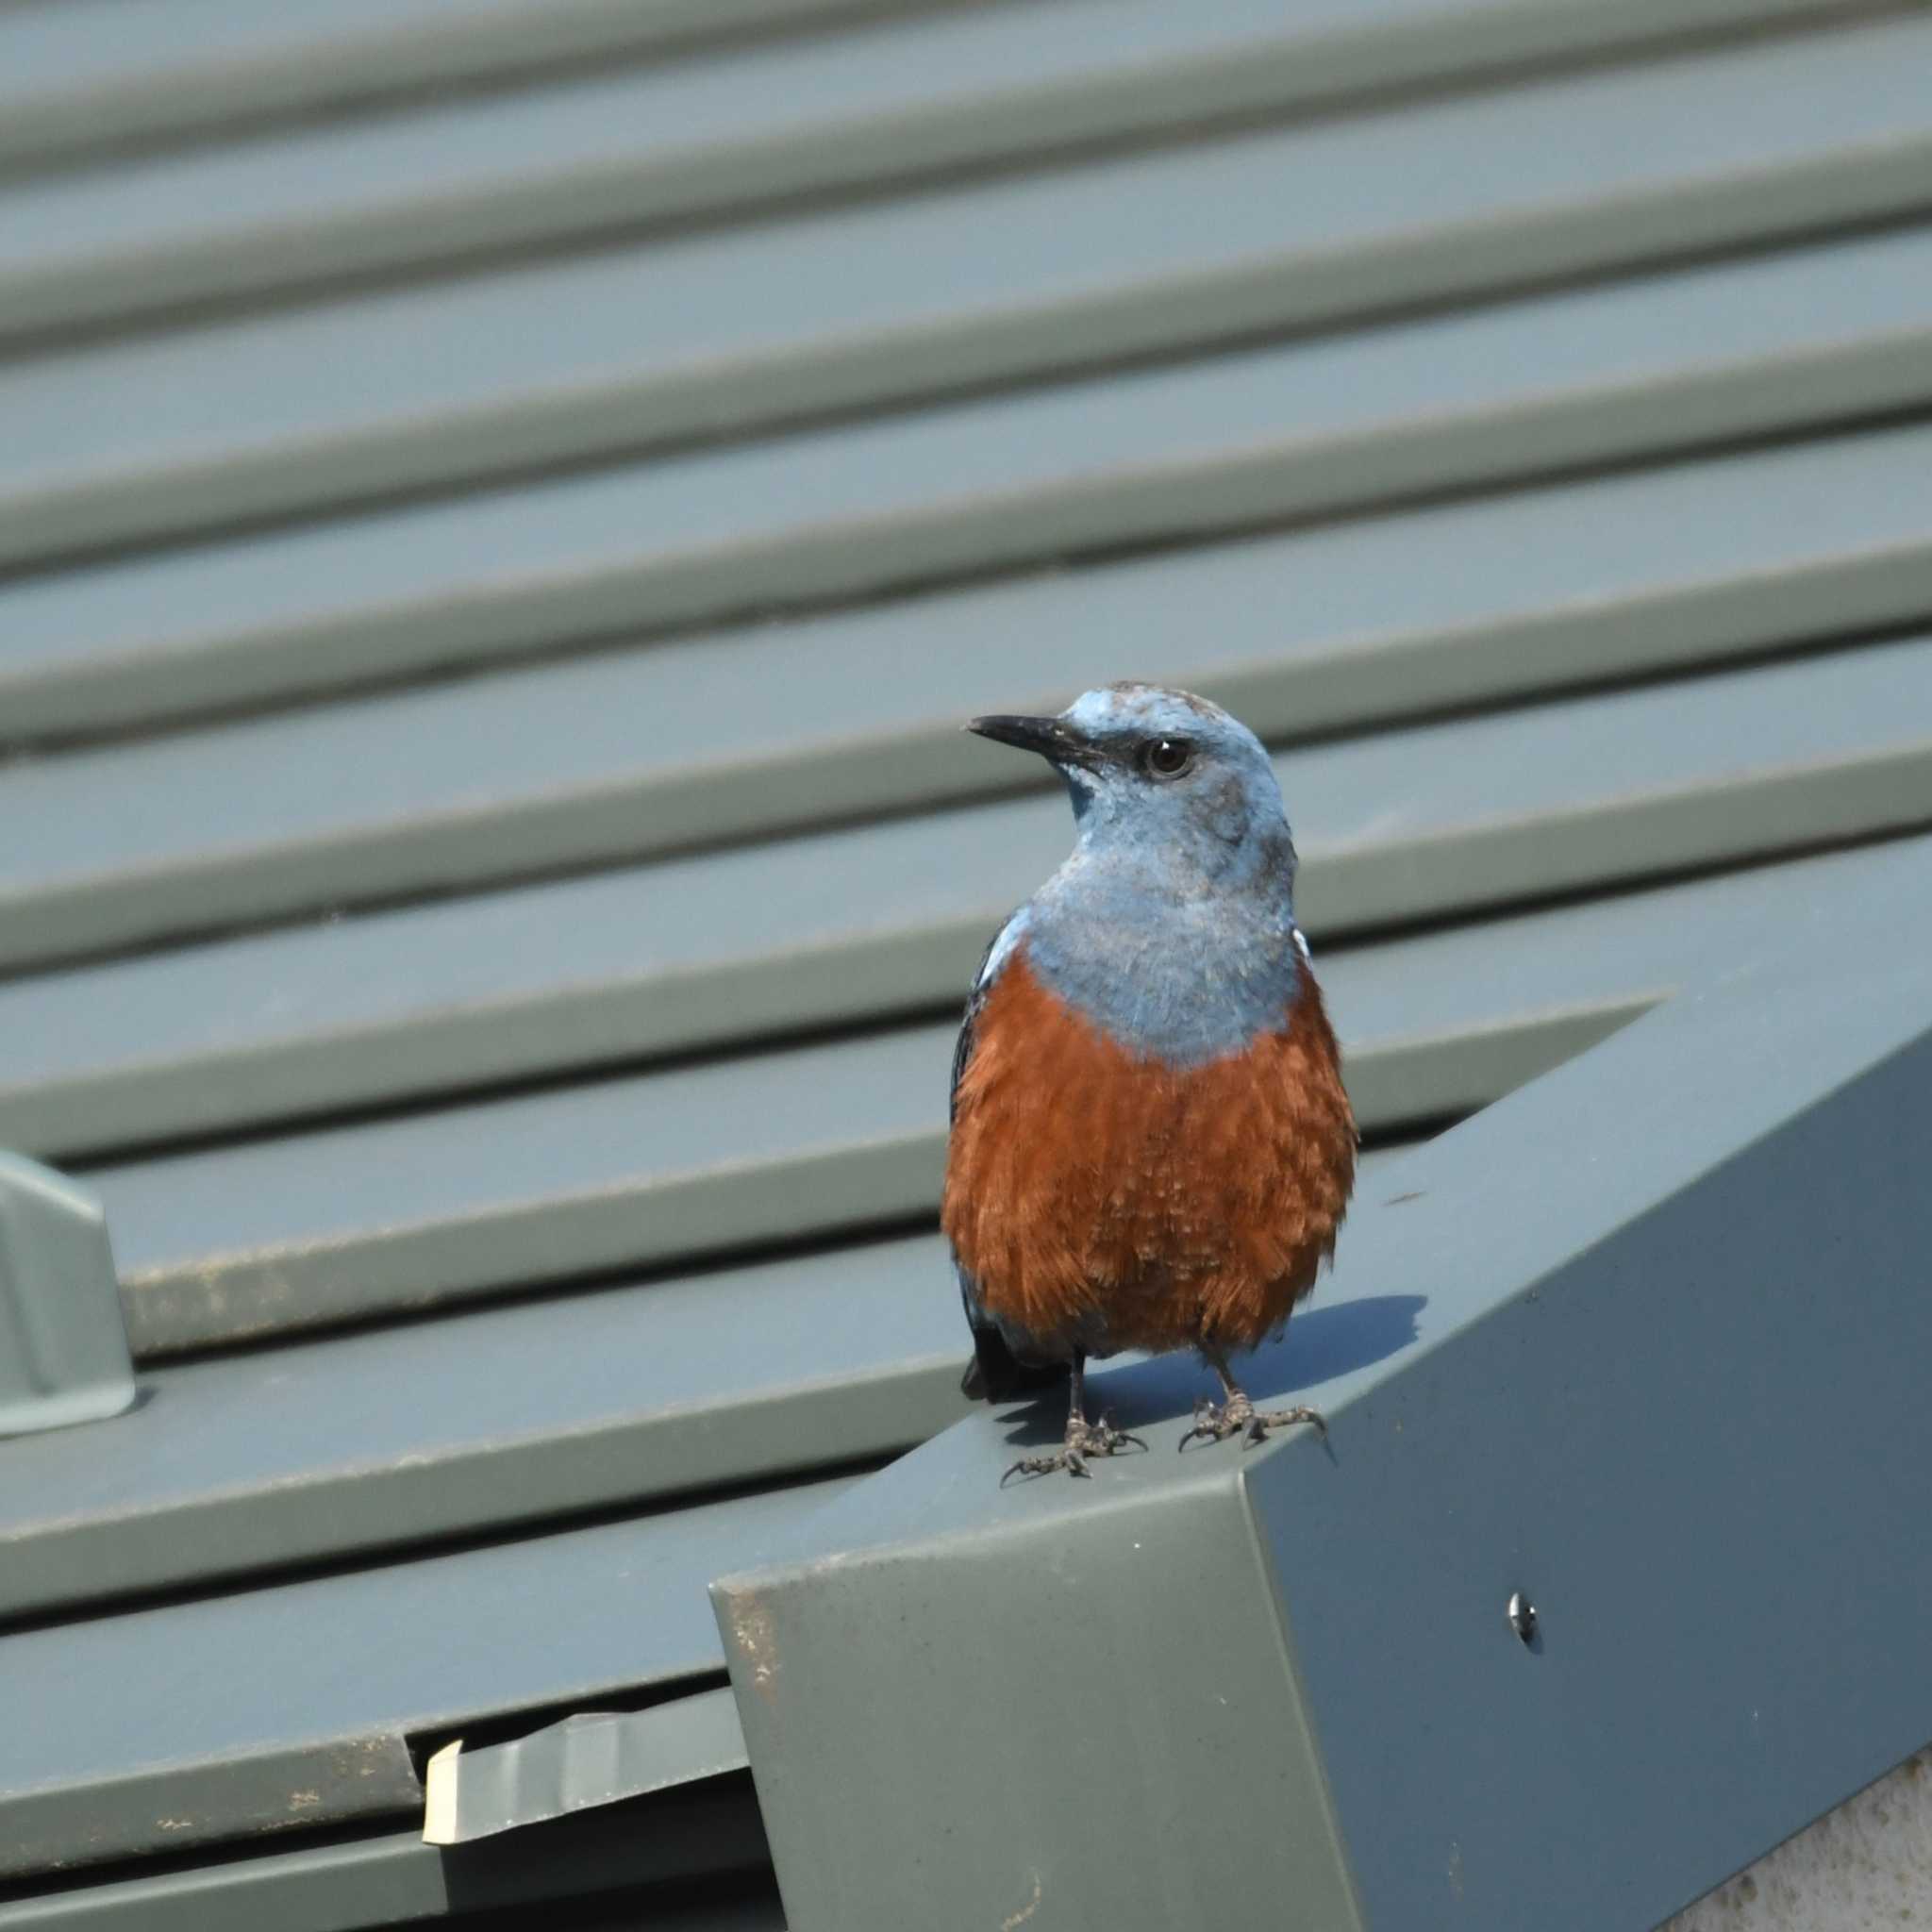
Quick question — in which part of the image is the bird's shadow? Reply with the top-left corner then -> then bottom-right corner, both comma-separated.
999,1293 -> 1428,1447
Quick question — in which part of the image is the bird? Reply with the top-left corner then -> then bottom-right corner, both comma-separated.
941,682 -> 1357,1480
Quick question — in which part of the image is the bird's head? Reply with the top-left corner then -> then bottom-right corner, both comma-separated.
968,683 -> 1291,891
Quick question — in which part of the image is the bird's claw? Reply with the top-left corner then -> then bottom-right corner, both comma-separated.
1001,1412 -> 1147,1483
1177,1391 -> 1325,1451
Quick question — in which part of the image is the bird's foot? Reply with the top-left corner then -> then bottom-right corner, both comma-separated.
1002,1413 -> 1147,1483
1178,1390 -> 1325,1451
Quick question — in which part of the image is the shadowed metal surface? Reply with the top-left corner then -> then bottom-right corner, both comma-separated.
0,1783 -> 773,1932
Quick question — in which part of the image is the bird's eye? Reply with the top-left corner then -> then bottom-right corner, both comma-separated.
1141,737 -> 1193,778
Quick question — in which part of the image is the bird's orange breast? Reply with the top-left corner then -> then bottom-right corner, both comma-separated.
941,949 -> 1356,1357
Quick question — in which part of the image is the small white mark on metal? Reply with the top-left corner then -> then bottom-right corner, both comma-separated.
731,1592 -> 779,1701
1001,1872 -> 1043,1930
1447,1841 -> 1464,1900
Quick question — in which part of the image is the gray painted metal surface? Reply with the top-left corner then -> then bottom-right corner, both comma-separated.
22,223 -> 1932,627
718,853 -> 1932,1930
0,1154 -> 133,1438
5,3 -> 1929,1925
5,420 -> 1930,969
422,1687 -> 747,1844
0,1476 -> 846,1878
0,1227 -> 990,1617
1,0 -> 1857,344
0,0 -> 941,174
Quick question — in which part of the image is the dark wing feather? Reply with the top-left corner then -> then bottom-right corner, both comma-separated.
946,931 -> 994,1125
949,918 -> 1070,1403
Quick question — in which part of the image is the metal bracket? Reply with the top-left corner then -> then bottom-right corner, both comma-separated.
422,1687 -> 747,1845
0,1151 -> 135,1439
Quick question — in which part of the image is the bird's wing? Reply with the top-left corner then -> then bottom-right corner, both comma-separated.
949,909 -> 1067,1400
949,908 -> 1023,1123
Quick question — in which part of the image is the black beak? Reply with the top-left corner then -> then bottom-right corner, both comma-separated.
966,713 -> 1103,770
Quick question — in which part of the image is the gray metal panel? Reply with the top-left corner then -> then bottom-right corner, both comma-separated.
8,636 -> 1932,1161
0,1226 -> 976,1617
0,1475 -> 848,1879
0,0 -> 1850,341
739,1468 -> 1369,1932
8,16 -> 1932,587
0,0 -> 941,174
8,237 -> 1932,711
1242,930 -> 1932,1928
715,842 -> 1932,1930
92,1022 -> 942,1356
0,1787 -> 770,1932
7,420 -> 1932,974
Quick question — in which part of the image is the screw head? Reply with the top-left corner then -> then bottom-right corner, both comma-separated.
1507,1591 -> 1538,1645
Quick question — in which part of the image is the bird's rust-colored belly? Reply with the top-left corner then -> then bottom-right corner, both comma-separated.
942,951 -> 1356,1356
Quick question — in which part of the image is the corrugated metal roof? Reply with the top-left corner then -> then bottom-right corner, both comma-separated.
5,415 -> 1930,974
2,0 -> 1929,1924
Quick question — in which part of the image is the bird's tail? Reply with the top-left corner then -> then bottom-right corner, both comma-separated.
960,1326 -> 1069,1402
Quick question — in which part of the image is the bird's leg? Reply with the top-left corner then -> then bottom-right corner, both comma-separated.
1002,1354 -> 1146,1482
1178,1347 -> 1326,1451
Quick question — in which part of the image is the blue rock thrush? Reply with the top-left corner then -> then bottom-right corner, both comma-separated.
941,683 -> 1357,1480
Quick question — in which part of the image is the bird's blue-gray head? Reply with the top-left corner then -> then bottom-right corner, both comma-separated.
970,683 -> 1294,896
968,684 -> 1306,1065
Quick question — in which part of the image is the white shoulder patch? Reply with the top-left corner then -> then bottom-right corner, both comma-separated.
978,907 -> 1032,988
1292,925 -> 1313,965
